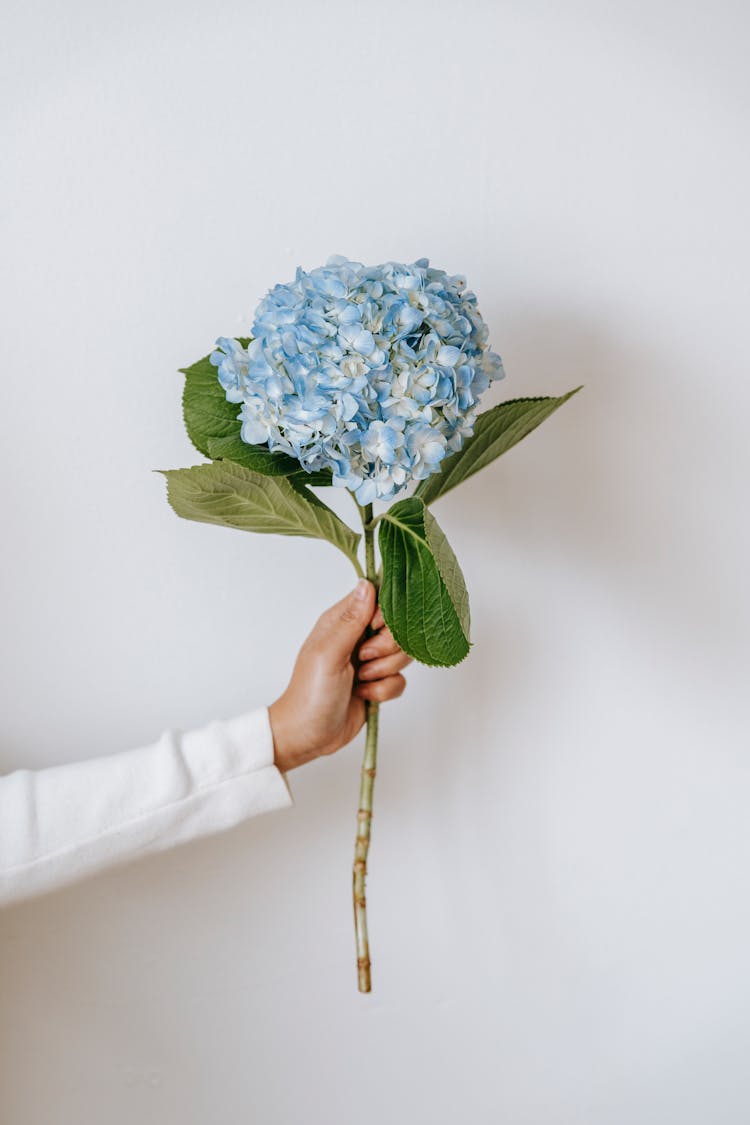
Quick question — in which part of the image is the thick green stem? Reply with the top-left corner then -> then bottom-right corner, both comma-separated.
353,502 -> 380,993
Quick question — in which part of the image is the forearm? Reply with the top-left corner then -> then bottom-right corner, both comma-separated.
0,707 -> 293,908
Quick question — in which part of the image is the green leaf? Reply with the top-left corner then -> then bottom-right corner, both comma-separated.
414,387 -> 582,505
206,432 -> 300,477
378,497 -> 470,667
294,467 -> 334,487
286,473 -> 334,506
180,352 -> 243,458
180,347 -> 308,479
160,461 -> 361,566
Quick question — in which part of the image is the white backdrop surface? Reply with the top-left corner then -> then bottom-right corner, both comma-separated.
1,1 -> 749,1122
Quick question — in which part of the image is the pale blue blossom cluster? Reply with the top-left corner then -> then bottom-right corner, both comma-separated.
210,255 -> 504,505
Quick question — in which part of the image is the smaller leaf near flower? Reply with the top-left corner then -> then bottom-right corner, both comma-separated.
378,497 -> 471,667
415,388 -> 582,505
159,461 -> 361,566
180,353 -> 244,457
295,467 -> 334,487
181,351 -> 304,477
286,475 -> 335,509
207,432 -> 334,487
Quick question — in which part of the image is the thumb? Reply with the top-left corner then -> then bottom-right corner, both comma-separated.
310,579 -> 376,668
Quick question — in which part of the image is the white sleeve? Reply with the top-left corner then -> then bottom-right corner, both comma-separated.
0,706 -> 293,908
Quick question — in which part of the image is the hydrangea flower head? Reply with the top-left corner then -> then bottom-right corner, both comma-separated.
210,255 -> 504,505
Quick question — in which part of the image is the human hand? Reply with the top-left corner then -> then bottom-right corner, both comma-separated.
268,579 -> 411,772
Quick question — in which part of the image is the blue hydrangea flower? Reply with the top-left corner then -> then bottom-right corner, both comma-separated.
210,255 -> 504,505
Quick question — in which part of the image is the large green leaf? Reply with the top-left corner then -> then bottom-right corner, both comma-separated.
160,461 -> 361,566
378,497 -> 470,667
415,387 -> 582,505
180,346 -> 302,478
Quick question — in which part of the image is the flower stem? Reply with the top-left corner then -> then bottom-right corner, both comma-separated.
353,502 -> 379,993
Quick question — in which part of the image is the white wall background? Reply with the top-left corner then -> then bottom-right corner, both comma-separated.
1,1 -> 749,1122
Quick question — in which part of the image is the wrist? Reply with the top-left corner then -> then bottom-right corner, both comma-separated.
268,698 -> 294,771
269,696 -> 318,773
